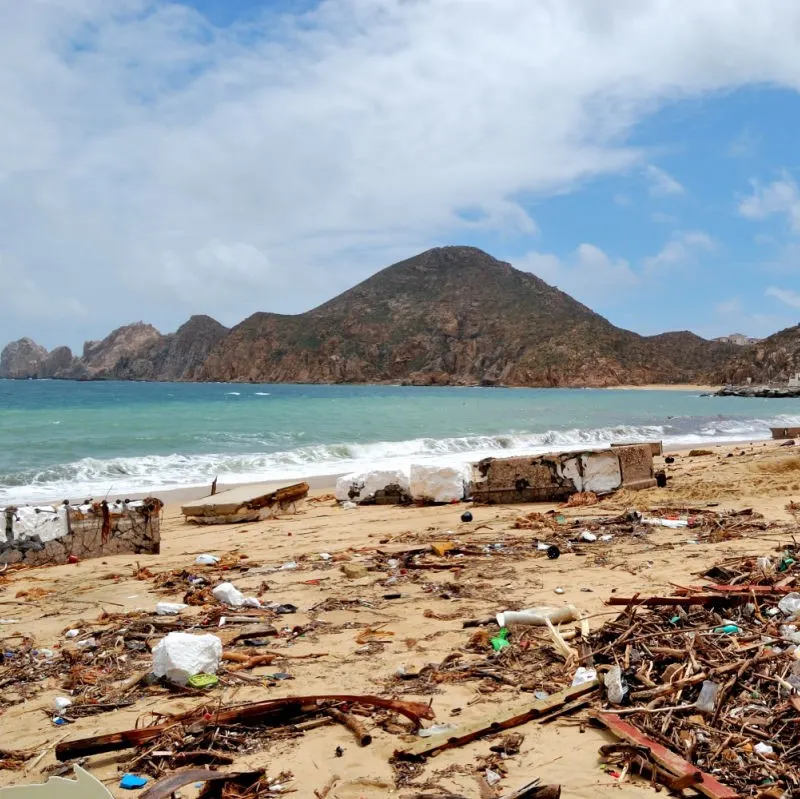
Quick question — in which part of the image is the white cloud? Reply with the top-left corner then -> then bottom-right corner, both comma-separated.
644,165 -> 684,197
5,1 -> 800,345
518,243 -> 637,303
766,286 -> 800,309
739,173 -> 800,231
643,230 -> 716,272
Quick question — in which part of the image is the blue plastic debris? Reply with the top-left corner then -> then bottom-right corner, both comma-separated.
120,773 -> 148,790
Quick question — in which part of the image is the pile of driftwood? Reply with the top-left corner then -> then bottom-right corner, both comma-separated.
590,544 -> 800,798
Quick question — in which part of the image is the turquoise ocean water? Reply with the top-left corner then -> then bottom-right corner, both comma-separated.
1,380 -> 798,504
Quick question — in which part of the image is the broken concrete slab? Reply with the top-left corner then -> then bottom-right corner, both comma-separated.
771,426 -> 800,440
469,445 -> 657,504
182,482 -> 308,524
613,443 -> 658,490
0,498 -> 162,565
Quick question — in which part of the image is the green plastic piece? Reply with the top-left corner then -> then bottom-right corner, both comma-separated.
490,628 -> 511,651
187,673 -> 219,689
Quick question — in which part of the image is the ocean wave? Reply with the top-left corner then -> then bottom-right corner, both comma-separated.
3,416 -> 794,504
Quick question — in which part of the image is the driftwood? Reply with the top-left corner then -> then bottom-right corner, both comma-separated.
593,712 -> 739,799
326,707 -> 372,746
394,681 -> 598,761
56,694 -> 433,761
139,768 -> 263,799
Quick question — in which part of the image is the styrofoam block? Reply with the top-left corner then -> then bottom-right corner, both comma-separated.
151,632 -> 222,684
6,506 -> 69,543
559,457 -> 583,492
335,469 -> 410,503
580,452 -> 622,494
409,464 -> 468,503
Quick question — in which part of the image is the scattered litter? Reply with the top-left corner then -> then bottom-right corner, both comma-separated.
490,628 -> 510,651
187,673 -> 219,689
496,605 -> 578,627
572,667 -> 597,686
195,553 -> 220,565
53,697 -> 72,713
461,510 -> 473,523
418,724 -> 457,738
579,531 -> 597,542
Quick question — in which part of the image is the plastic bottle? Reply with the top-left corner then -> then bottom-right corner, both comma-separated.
604,665 -> 627,705
695,680 -> 720,713
496,605 -> 578,627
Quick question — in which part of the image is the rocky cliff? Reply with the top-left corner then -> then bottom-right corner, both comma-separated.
716,323 -> 800,385
1,246 -> 743,386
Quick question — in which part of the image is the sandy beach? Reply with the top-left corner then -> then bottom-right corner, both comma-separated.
0,438 -> 798,797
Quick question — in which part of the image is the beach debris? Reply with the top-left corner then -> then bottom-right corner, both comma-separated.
571,667 -> 597,687
340,562 -> 368,579
194,553 -> 219,565
210,581 -> 259,608
409,463 -> 469,504
137,769 -> 266,799
155,602 -> 187,616
325,707 -> 372,746
181,481 -> 308,524
0,498 -> 162,566
151,632 -> 222,685
335,469 -> 410,505
56,694 -> 434,761
394,681 -> 598,761
594,712 -> 739,799
119,773 -> 148,790
186,673 -> 219,690
496,605 -> 578,628
499,781 -> 561,799
0,765 -> 114,798
461,510 -> 473,522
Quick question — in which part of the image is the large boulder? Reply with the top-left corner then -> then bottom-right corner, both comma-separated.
0,337 -> 48,378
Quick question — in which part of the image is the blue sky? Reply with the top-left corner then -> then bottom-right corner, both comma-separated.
1,0 -> 800,349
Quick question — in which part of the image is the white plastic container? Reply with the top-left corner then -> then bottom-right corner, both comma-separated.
156,602 -> 188,616
496,605 -> 578,628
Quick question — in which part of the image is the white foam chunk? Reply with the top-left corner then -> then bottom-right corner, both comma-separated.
212,581 -> 245,607
335,469 -> 410,503
580,452 -> 622,494
151,632 -> 222,684
409,464 -> 468,503
2,506 -> 70,543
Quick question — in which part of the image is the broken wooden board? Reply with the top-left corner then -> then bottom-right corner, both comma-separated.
394,680 -> 598,761
593,711 -> 740,799
181,481 -> 308,524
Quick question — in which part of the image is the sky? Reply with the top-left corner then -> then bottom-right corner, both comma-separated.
2,0 -> 800,351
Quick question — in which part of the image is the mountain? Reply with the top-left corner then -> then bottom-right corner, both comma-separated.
716,323 -> 800,384
198,246 -> 737,386
0,246 -> 741,386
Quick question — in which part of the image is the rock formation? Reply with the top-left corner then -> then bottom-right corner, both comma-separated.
0,246 -> 750,386
0,337 -> 48,378
716,323 -> 800,386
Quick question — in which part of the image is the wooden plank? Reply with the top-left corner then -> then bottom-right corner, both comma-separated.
593,711 -> 740,799
394,681 -> 598,761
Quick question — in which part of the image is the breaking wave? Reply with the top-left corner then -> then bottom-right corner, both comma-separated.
2,415 -> 796,504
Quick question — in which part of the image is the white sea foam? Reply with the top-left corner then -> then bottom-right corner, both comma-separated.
2,415 -> 797,504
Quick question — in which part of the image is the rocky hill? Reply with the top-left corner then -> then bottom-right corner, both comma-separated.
1,246 -> 742,386
716,323 -> 800,385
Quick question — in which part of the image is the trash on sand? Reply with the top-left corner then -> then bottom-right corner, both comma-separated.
53,696 -> 73,713
554,587 -> 565,595
603,665 -> 627,705
496,605 -> 578,628
155,602 -> 187,616
779,592 -> 800,616
572,667 -> 597,687
341,563 -> 368,579
120,773 -> 148,789
151,632 -> 222,685
430,541 -> 455,557
418,723 -> 457,738
187,673 -> 219,689
195,553 -> 220,565
212,582 -> 246,607
579,531 -> 597,542
490,628 -> 511,651
484,769 -> 501,786
695,679 -> 720,713
547,545 -> 560,560
754,742 -> 775,757
341,501 -> 357,510
461,510 -> 473,523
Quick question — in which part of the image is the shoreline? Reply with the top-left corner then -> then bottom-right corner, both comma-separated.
3,435 -> 777,509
